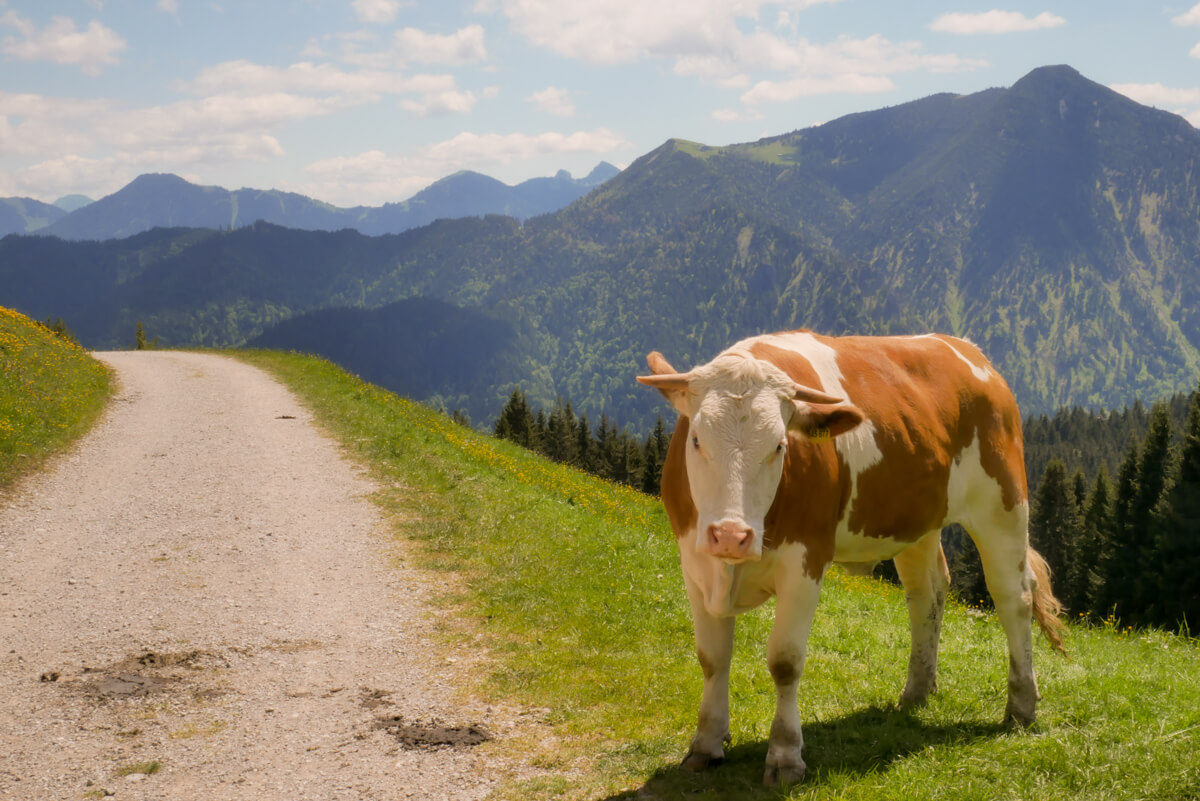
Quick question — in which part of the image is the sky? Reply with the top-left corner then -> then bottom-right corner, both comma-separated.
3,1 -> 1200,208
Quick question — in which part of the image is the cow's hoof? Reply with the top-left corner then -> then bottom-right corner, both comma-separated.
898,689 -> 932,709
680,747 -> 724,772
1003,707 -> 1036,728
763,759 -> 806,786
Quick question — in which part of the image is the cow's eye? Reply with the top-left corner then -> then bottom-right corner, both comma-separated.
692,435 -> 700,450
776,442 -> 784,455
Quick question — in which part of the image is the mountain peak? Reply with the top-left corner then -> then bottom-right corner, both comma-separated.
1009,64 -> 1110,101
125,172 -> 193,189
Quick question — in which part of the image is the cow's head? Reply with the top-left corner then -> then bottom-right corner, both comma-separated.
638,349 -> 863,562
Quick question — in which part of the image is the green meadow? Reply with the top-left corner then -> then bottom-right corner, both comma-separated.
0,306 -> 111,492
239,350 -> 1200,801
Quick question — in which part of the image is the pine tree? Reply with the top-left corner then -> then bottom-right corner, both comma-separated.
1096,440 -> 1140,622
1130,405 -> 1174,620
641,433 -> 662,494
494,389 -> 534,447
576,413 -> 593,471
1149,387 -> 1200,633
1028,459 -> 1080,592
1076,467 -> 1113,618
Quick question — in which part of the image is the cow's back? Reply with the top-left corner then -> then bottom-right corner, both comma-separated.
746,331 -> 1027,558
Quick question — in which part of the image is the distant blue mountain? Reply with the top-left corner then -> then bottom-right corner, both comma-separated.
35,163 -> 620,241
0,197 -> 68,237
53,194 -> 93,213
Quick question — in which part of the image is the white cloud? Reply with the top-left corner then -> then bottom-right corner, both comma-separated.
742,72 -> 895,104
419,128 -> 630,166
394,25 -> 487,65
0,12 -> 127,75
400,88 -> 481,116
929,10 -> 1066,35
0,86 -> 329,198
157,0 -> 180,13
711,106 -> 763,122
501,0 -> 979,111
186,59 -> 432,98
352,0 -> 401,24
1173,3 -> 1200,26
504,0 -> 846,69
1191,41 -> 1200,59
527,86 -> 574,117
1110,82 -> 1200,107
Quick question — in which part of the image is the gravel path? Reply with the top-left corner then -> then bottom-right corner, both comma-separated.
0,351 -> 510,800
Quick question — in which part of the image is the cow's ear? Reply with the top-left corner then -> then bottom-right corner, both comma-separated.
789,401 -> 864,442
637,351 -> 692,415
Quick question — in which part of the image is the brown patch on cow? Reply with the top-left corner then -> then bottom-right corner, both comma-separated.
827,337 -> 958,542
809,333 -> 1027,541
768,655 -> 799,687
747,341 -> 826,390
939,336 -> 1028,510
660,417 -> 699,539
746,339 -> 847,580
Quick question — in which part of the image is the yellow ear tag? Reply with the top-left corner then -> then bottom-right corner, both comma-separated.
809,427 -> 832,442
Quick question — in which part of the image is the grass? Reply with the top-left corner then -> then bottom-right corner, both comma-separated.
234,349 -> 1200,801
0,306 -> 112,492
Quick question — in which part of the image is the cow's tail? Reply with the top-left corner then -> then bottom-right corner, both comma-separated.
1027,547 -> 1067,654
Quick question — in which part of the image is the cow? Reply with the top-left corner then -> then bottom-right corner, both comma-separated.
637,330 -> 1064,786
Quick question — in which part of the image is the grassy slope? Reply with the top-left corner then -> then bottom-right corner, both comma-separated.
0,306 -> 112,491
240,349 -> 1200,801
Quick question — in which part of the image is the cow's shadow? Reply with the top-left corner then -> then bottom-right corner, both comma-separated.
599,704 -> 1008,800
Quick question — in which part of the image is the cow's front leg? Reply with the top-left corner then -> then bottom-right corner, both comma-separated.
681,574 -> 735,771
763,555 -> 823,786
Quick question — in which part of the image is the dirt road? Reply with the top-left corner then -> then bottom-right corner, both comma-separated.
0,351 -> 506,800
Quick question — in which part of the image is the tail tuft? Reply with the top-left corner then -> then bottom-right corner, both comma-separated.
1027,548 -> 1067,655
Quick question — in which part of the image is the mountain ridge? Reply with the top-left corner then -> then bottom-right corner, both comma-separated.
5,162 -> 619,240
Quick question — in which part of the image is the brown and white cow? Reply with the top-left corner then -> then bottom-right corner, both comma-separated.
638,330 -> 1064,785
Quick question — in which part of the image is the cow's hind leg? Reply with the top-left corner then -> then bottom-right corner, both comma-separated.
968,518 -> 1040,726
681,578 -> 735,771
763,553 -> 824,786
893,530 -> 951,708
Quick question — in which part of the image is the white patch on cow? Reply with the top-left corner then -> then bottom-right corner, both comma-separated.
910,333 -> 993,383
737,331 -> 847,396
946,434 -> 1029,542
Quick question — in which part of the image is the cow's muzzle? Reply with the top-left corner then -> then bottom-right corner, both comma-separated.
705,520 -> 758,561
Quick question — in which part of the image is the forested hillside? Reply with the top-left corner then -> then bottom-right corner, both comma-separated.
4,65 -> 1200,429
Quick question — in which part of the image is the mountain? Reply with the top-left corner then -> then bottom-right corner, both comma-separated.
53,194 -> 93,212
0,196 -> 68,236
349,162 -> 619,236
37,163 -> 620,241
4,65 -> 1200,430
